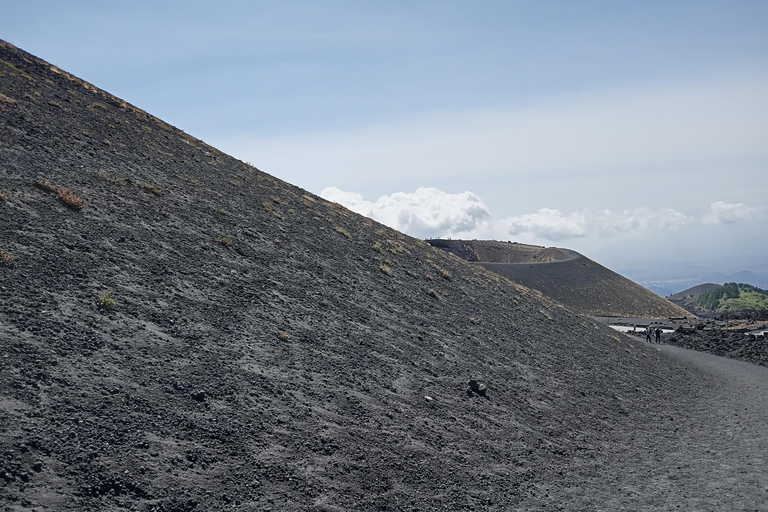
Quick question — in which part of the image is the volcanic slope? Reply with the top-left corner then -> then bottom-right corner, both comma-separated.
428,239 -> 691,319
0,41 -> 757,511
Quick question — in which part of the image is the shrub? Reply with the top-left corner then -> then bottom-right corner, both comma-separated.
469,316 -> 480,325
1,250 -> 17,265
380,263 -> 392,275
372,241 -> 382,252
96,291 -> 115,311
57,188 -> 85,209
217,236 -> 231,247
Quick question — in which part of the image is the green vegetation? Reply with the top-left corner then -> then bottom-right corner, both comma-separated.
96,291 -> 115,311
697,282 -> 768,312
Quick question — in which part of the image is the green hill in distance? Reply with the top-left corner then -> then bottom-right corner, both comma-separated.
427,239 -> 692,319
697,283 -> 768,313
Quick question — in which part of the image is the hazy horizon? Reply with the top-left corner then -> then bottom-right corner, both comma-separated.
3,1 -> 766,284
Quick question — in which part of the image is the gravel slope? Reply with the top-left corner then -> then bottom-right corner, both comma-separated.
1,40 -> 765,511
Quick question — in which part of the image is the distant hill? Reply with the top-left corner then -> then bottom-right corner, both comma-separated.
697,283 -> 768,313
642,270 -> 768,297
668,283 -> 722,301
427,240 -> 691,319
666,283 -> 722,316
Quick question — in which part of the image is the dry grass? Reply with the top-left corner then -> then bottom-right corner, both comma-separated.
277,330 -> 291,341
216,236 -> 231,247
380,263 -> 392,275
372,241 -> 382,252
469,316 -> 480,325
137,182 -> 160,195
1,250 -> 17,265
334,226 -> 351,239
97,172 -> 125,185
35,180 -> 56,193
57,188 -> 85,209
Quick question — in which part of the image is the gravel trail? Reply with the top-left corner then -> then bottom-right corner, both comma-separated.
645,344 -> 768,511
574,343 -> 768,512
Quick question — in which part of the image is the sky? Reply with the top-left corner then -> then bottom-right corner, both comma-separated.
3,1 -> 767,286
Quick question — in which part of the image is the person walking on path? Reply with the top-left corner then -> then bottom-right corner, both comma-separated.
646,326 -> 652,343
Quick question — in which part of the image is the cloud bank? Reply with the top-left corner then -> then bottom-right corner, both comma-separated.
702,201 -> 765,224
321,187 -> 703,243
321,186 -> 490,238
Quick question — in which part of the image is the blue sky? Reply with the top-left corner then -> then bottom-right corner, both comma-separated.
3,1 -> 767,285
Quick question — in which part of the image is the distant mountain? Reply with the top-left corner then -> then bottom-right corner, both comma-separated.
427,239 -> 691,319
639,270 -> 768,298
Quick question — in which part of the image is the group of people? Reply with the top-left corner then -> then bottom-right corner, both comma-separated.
645,325 -> 662,343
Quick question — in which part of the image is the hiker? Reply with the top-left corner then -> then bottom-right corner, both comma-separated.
655,327 -> 661,343
645,326 -> 652,343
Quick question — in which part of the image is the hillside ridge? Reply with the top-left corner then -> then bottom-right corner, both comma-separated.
427,239 -> 691,319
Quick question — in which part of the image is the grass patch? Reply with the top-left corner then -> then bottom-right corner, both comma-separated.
261,201 -> 272,212
216,236 -> 231,247
137,182 -> 160,195
277,330 -> 291,341
97,172 -> 126,185
334,226 -> 351,239
96,291 -> 115,311
372,241 -> 382,252
57,188 -> 85,209
380,263 -> 392,275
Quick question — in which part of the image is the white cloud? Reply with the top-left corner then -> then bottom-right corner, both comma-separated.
702,201 -> 765,224
503,207 -> 691,241
504,209 -> 587,241
320,186 -> 490,238
322,187 -> 693,242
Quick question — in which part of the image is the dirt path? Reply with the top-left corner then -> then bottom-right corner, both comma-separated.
644,344 -> 768,511
594,344 -> 768,511
519,343 -> 768,511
